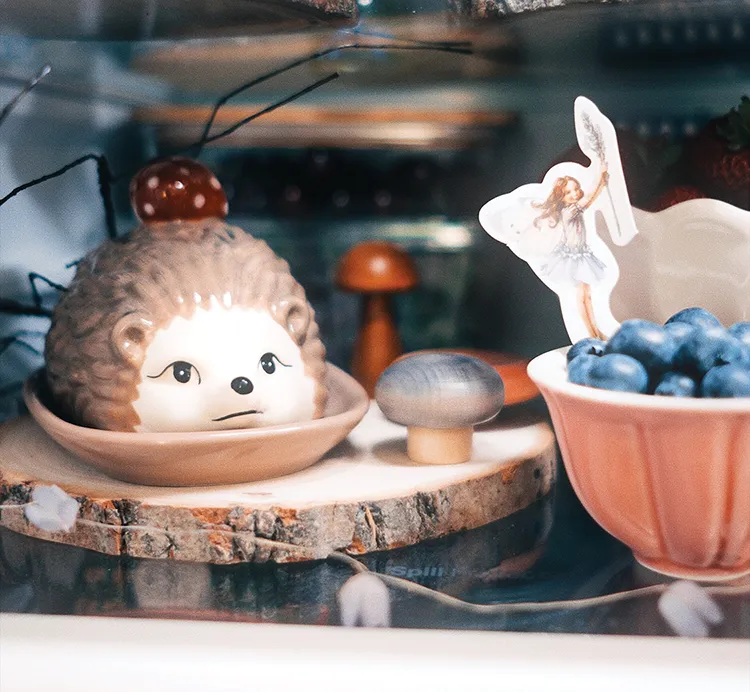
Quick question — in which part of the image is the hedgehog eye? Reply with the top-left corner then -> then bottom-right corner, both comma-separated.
259,352 -> 290,375
172,361 -> 194,383
260,353 -> 276,375
147,360 -> 202,384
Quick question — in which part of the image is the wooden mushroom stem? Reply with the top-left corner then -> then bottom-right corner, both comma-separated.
353,293 -> 401,398
406,426 -> 473,465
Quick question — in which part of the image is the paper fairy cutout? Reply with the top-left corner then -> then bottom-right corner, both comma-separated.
479,97 -> 639,343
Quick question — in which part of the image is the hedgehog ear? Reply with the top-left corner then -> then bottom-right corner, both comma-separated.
112,314 -> 151,367
271,297 -> 311,344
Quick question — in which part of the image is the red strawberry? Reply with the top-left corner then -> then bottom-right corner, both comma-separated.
683,97 -> 750,210
649,185 -> 706,212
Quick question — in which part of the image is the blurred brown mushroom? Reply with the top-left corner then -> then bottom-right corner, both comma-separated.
335,241 -> 418,397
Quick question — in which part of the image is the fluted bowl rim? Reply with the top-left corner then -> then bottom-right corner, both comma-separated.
527,348 -> 750,414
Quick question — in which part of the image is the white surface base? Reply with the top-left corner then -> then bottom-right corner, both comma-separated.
1,613 -> 748,692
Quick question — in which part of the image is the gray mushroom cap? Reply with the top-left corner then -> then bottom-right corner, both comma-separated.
375,353 -> 505,429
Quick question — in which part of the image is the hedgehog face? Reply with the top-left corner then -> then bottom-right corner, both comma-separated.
132,302 -> 317,432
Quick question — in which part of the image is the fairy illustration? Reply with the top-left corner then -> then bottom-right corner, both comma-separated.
479,97 -> 638,344
532,170 -> 610,338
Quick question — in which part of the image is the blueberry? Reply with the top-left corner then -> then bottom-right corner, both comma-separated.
665,307 -> 722,331
567,338 -> 605,363
664,322 -> 696,342
701,365 -> 750,398
567,354 -> 599,385
604,319 -> 677,376
728,322 -> 750,348
654,372 -> 698,397
673,326 -> 746,376
587,354 -> 649,393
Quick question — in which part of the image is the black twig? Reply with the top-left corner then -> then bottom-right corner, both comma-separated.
7,329 -> 46,340
0,299 -> 52,318
109,73 -> 344,184
200,73 -> 341,147
28,273 -> 66,310
0,275 -> 66,320
96,156 -> 117,239
190,41 -> 473,157
0,153 -> 117,240
0,333 -> 44,358
0,64 -> 51,128
1,153 -> 98,205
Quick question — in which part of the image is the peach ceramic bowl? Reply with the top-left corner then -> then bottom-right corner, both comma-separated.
24,364 -> 369,487
527,348 -> 750,581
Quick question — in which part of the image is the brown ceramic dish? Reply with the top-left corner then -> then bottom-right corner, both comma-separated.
24,364 -> 368,487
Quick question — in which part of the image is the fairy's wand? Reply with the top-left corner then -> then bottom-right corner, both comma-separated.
581,111 -> 622,239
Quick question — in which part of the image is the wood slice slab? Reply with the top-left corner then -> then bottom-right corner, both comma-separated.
0,405 -> 556,564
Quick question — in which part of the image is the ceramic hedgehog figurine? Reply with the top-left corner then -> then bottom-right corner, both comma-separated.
45,157 -> 327,432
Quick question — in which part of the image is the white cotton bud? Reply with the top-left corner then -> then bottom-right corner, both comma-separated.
24,485 -> 79,533
658,580 -> 723,638
337,573 -> 391,628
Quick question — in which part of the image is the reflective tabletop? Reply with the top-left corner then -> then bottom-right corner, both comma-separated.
2,462 -> 748,638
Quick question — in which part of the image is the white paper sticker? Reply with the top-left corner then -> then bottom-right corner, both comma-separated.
479,97 -> 639,343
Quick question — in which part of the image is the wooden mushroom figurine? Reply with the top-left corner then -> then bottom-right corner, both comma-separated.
375,352 -> 505,465
335,241 -> 418,397
405,348 -> 538,406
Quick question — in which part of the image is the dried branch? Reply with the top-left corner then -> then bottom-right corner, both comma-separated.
0,64 -> 51,127
0,153 -> 117,239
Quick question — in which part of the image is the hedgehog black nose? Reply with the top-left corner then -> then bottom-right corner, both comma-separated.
231,377 -> 253,395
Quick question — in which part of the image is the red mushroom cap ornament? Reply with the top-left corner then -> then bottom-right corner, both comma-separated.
129,156 -> 229,223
